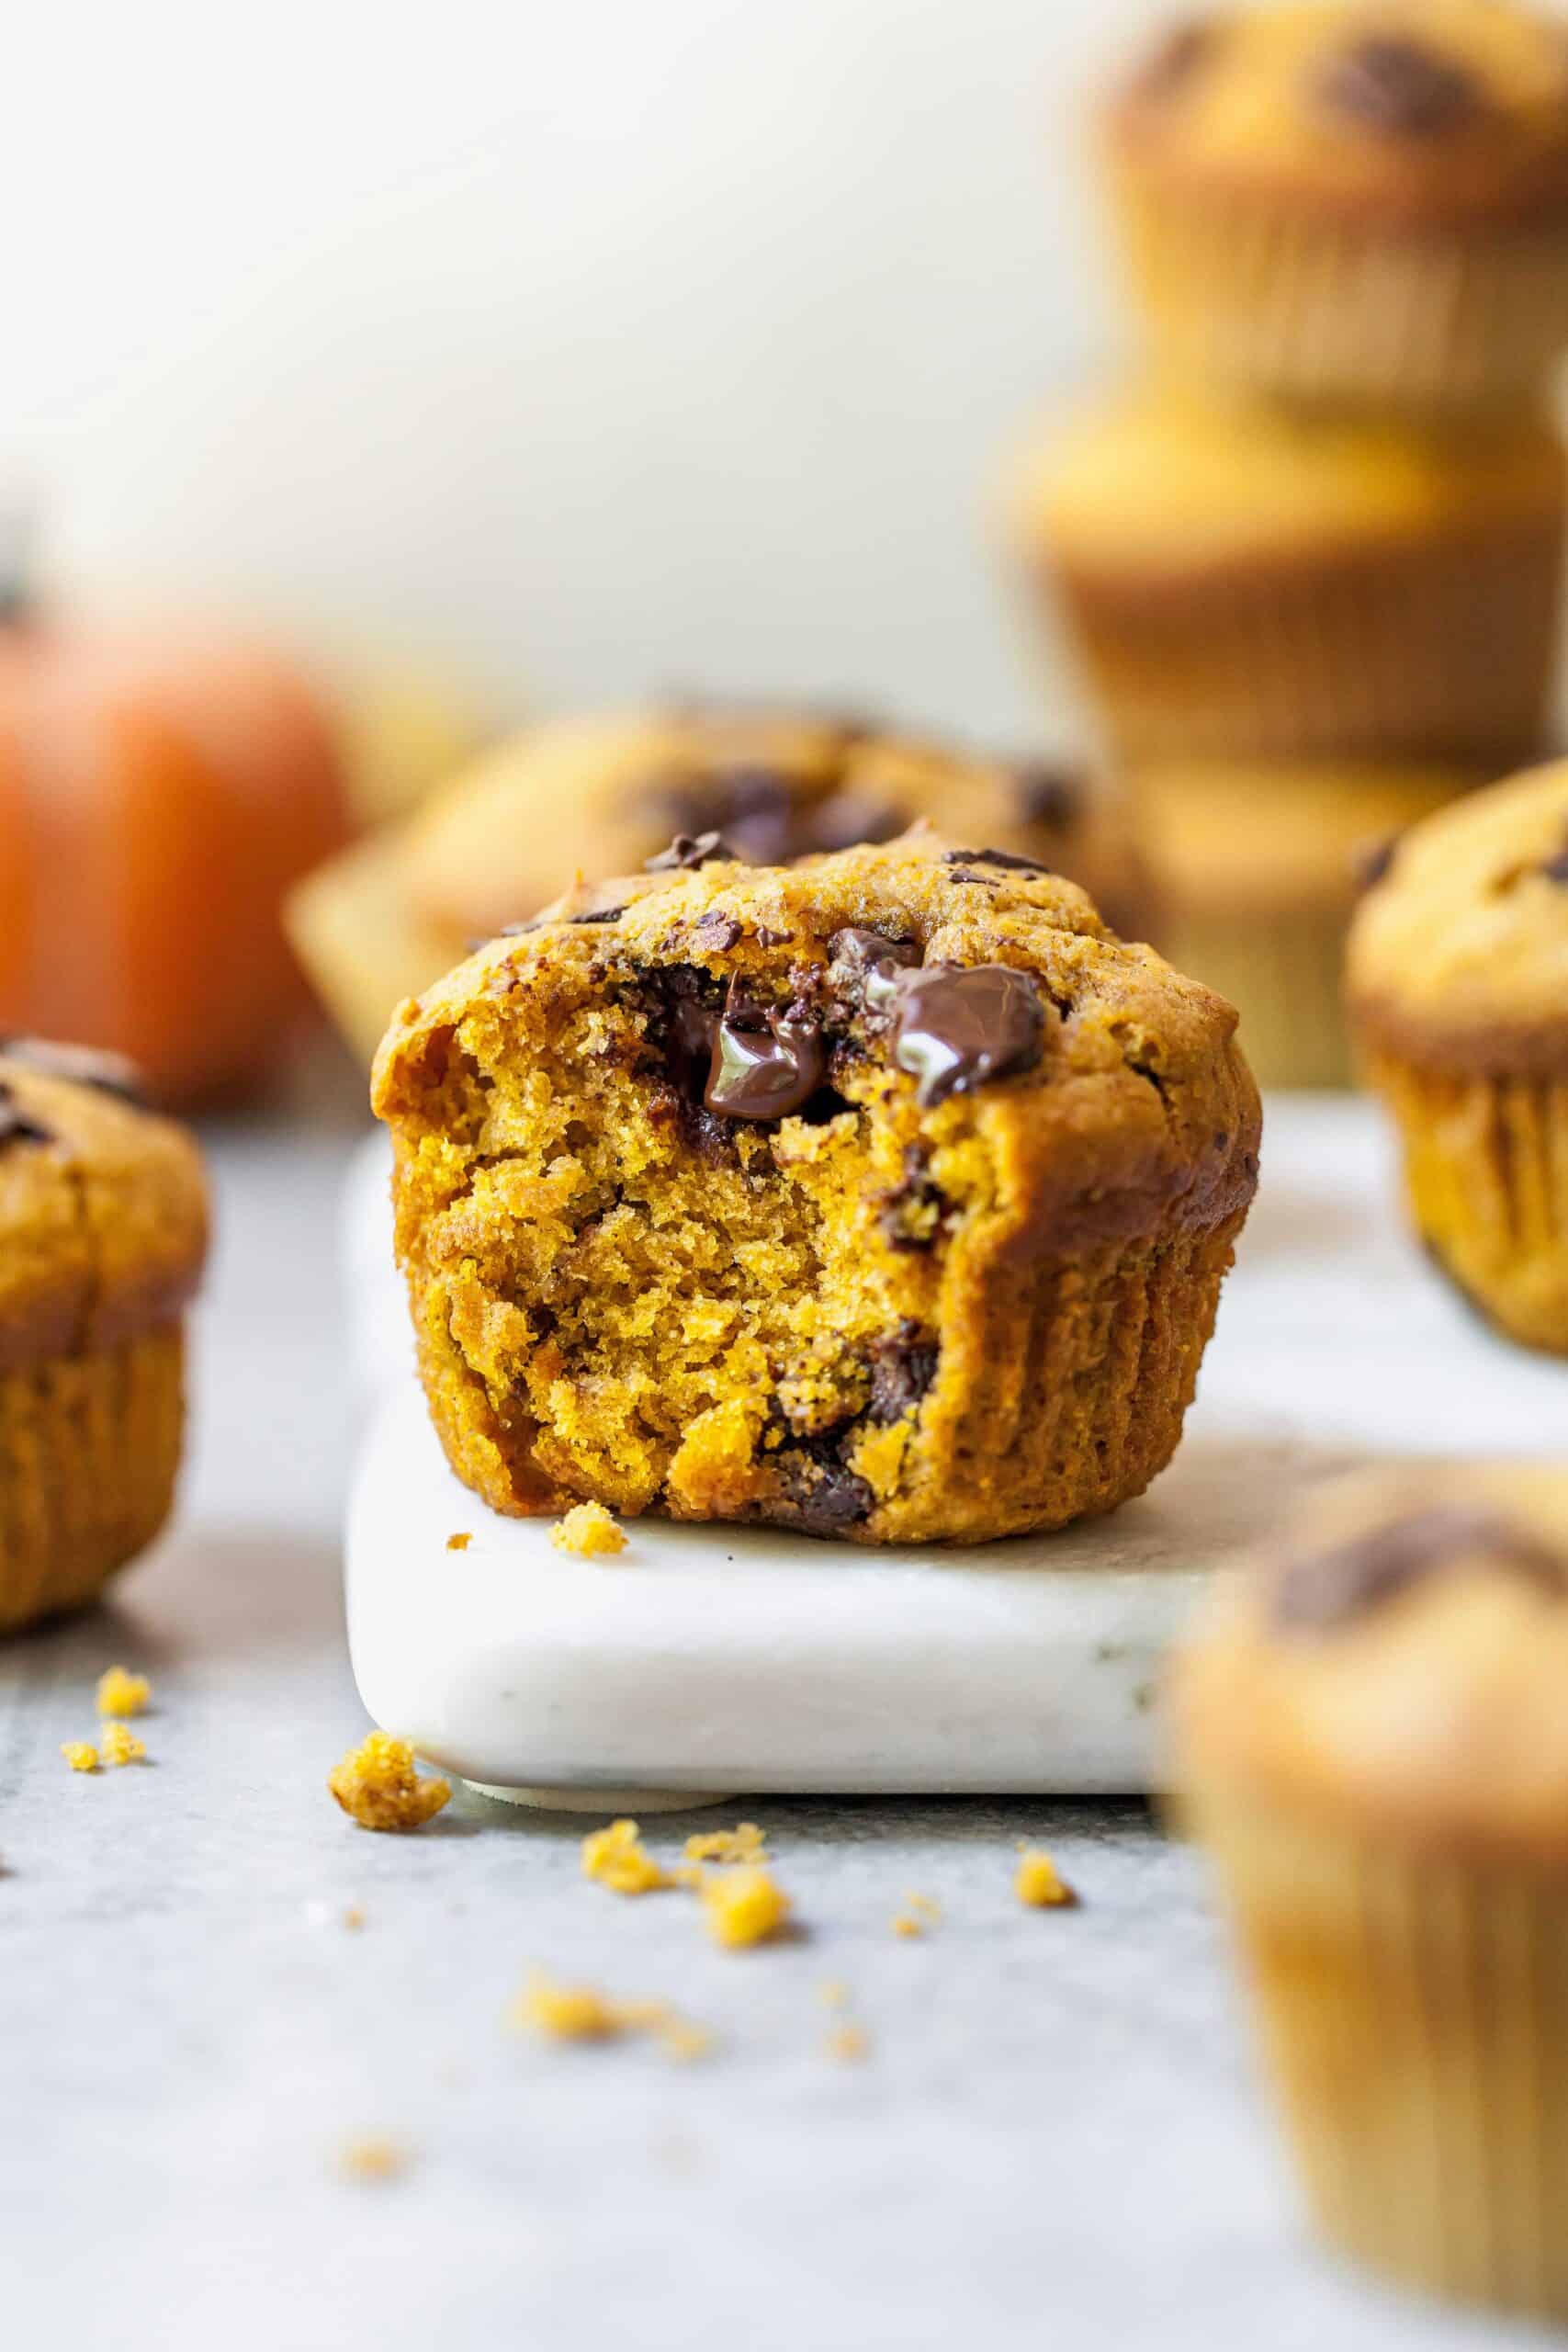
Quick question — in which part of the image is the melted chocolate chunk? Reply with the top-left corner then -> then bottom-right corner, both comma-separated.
0,1037 -> 148,1107
1274,1502 -> 1568,1634
692,910 -> 743,952
645,831 -> 739,872
1013,764 -> 1082,830
889,965 -> 1045,1106
878,1141 -> 950,1252
827,927 -> 922,1018
0,1080 -> 52,1148
942,846 -> 1052,875
1316,36 -> 1478,135
868,1323 -> 939,1423
705,768 -> 797,864
806,790 -> 906,854
770,1440 -> 874,1537
705,982 -> 827,1121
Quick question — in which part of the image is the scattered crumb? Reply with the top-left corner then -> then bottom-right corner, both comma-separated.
62,1742 -> 98,1774
581,1817 -> 672,1895
684,1821 -> 767,1867
700,1863 -> 792,1949
99,1721 -> 146,1768
339,2136 -> 410,2184
550,1499 -> 626,1557
892,1892 -> 942,1939
343,1904 -> 367,1931
511,1969 -> 709,2058
1015,1848 -> 1077,1909
818,1979 -> 850,2010
95,1665 -> 151,1718
446,1531 -> 471,1553
329,1731 -> 451,1832
825,2023 -> 870,2065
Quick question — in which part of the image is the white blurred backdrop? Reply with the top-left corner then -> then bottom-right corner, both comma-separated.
6,0 -> 1166,741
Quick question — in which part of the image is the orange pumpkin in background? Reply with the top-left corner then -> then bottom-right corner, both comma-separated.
0,613 -> 351,1106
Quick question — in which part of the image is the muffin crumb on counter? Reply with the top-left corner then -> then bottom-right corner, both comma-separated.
581,1817 -> 672,1895
61,1742 -> 99,1774
1015,1848 -> 1077,1908
329,1731 -> 451,1832
699,1864 -> 792,1949
684,1821 -> 767,1866
95,1665 -> 151,1718
445,1531 -> 471,1553
550,1501 -> 626,1557
892,1892 -> 942,1938
825,2022 -> 870,2065
338,2137 -> 410,2184
512,1969 -> 710,2058
99,1722 -> 147,1768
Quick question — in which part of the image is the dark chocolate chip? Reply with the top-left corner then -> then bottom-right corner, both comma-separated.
497,918 -> 543,938
878,1141 -> 950,1252
889,965 -> 1045,1106
0,1080 -> 52,1148
1316,36 -> 1478,135
1541,834 -> 1568,884
0,1037 -> 148,1107
705,982 -> 827,1122
770,1444 -> 874,1537
1274,1502 -> 1568,1635
1131,17 -> 1216,101
868,1323 -> 939,1423
567,904 -> 626,926
692,911 -> 743,951
942,846 -> 1052,875
645,831 -> 739,871
1012,764 -> 1082,829
707,768 -> 798,864
948,871 -> 1002,888
1353,835 -> 1398,893
828,927 -> 922,1017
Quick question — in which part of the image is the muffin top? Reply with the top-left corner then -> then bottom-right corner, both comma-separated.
401,704 -> 1144,942
1348,757 -> 1568,1073
376,828 -> 1258,1258
1107,2 -> 1568,229
1173,1466 -> 1568,1861
0,1041 -> 209,1372
1136,759 -> 1484,913
1018,392 -> 1563,572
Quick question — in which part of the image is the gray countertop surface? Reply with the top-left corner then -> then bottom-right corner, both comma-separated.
1,1114 -> 1558,2351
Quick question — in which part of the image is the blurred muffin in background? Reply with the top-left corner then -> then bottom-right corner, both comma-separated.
0,1041 -> 208,1632
1134,756 -> 1489,1089
1173,1464 -> 1568,2320
325,643 -> 496,829
1104,0 -> 1568,413
1011,390 -> 1564,763
288,705 -> 1147,1065
0,609 -> 350,1108
1348,757 -> 1568,1349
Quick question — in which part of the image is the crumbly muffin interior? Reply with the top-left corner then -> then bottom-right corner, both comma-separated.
386,922 -> 1010,1534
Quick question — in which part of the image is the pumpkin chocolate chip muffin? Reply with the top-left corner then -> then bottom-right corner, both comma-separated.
372,831 -> 1258,1546
1348,758 -> 1568,1351
1104,0 -> 1568,411
289,705 -> 1146,1065
1174,1466 -> 1568,2320
0,1040 -> 208,1632
1011,390 -> 1564,763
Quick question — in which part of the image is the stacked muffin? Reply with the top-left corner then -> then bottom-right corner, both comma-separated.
1010,0 -> 1568,1088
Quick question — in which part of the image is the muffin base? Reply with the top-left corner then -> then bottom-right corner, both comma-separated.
1364,1057 -> 1568,1353
0,1325 -> 186,1633
1047,521 -> 1562,765
1159,908 -> 1353,1091
1109,172 -> 1568,413
1190,1785 -> 1568,2321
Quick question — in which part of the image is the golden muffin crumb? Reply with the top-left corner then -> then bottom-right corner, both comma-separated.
700,1863 -> 792,1949
511,1969 -> 709,2057
339,2136 -> 410,2183
1014,1847 -> 1077,1908
446,1531 -> 471,1552
818,1978 -> 851,2009
550,1500 -> 626,1557
684,1821 -> 767,1866
892,1892 -> 942,1937
95,1665 -> 151,1718
99,1721 -> 146,1768
826,2022 -> 870,2064
329,1731 -> 452,1832
62,1742 -> 98,1773
581,1817 -> 672,1894
343,1904 -> 367,1931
